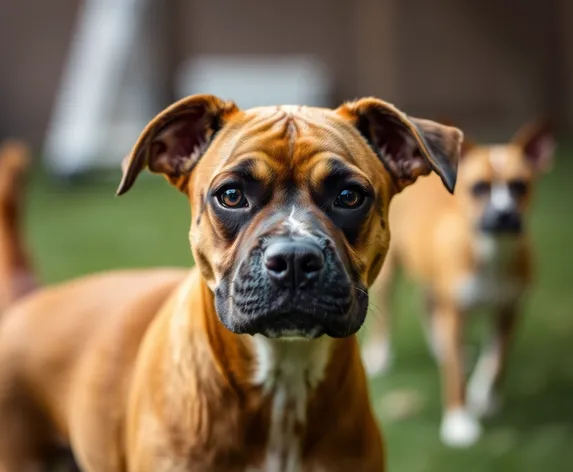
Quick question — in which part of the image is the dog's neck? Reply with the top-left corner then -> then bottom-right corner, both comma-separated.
250,335 -> 333,393
453,232 -> 529,311
250,335 -> 333,471
472,232 -> 523,271
166,270 -> 360,470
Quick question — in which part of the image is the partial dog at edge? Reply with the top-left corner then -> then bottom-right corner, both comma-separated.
0,95 -> 462,471
361,120 -> 555,448
0,139 -> 37,311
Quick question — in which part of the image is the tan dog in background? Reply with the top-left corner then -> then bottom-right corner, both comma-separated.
361,121 -> 555,447
0,95 -> 462,471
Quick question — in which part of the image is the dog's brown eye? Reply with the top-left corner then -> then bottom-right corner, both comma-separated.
471,180 -> 491,198
508,179 -> 528,197
335,188 -> 365,209
218,188 -> 247,208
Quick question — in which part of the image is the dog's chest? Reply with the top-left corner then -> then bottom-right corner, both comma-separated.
249,336 -> 332,472
455,236 -> 525,311
457,272 -> 522,311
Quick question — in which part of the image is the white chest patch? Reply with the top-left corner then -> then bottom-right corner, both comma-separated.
250,335 -> 332,472
456,235 -> 524,311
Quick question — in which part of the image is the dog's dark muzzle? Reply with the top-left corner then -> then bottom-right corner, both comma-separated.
219,235 -> 368,338
479,208 -> 523,235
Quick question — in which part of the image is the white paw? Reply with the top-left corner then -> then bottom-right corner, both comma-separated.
440,409 -> 482,448
361,339 -> 393,376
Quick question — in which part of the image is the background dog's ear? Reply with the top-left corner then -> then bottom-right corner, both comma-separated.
116,94 -> 239,195
336,98 -> 463,193
511,119 -> 556,174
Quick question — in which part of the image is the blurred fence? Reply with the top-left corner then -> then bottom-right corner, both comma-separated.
1,0 -> 572,175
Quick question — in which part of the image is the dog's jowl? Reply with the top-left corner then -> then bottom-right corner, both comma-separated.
0,95 -> 462,471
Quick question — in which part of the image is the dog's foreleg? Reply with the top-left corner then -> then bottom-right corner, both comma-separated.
361,255 -> 396,376
434,302 -> 482,448
421,289 -> 447,362
468,305 -> 519,418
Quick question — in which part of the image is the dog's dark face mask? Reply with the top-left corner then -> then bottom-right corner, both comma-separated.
209,161 -> 374,339
117,95 -> 462,339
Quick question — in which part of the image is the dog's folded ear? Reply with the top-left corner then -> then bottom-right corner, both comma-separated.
435,118 -> 476,157
117,94 -> 239,195
336,98 -> 463,193
511,119 -> 556,174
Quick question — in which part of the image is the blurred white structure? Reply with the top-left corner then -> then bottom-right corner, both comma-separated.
43,1 -> 332,176
176,55 -> 332,109
43,0 -> 155,177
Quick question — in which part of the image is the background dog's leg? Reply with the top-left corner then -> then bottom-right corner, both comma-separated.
361,253 -> 396,376
421,289 -> 444,361
468,305 -> 519,418
434,302 -> 482,447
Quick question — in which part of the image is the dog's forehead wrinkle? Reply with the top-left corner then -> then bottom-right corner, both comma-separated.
221,111 -> 287,159
264,107 -> 359,164
285,114 -> 300,158
215,109 -> 361,177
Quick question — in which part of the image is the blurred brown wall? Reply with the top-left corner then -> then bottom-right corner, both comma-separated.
0,0 -> 80,145
1,0 -> 571,148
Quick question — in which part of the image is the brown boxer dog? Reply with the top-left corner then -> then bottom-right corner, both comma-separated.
361,120 -> 554,448
0,95 -> 462,471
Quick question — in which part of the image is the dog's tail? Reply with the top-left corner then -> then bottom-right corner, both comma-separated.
0,140 -> 38,312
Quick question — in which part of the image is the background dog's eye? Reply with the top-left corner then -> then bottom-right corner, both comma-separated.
335,188 -> 365,209
217,188 -> 248,208
508,179 -> 529,197
471,180 -> 491,198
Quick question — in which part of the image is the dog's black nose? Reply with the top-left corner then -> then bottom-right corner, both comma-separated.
497,210 -> 519,227
264,240 -> 324,289
481,208 -> 522,234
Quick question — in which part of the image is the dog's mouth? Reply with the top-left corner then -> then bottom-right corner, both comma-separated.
231,289 -> 368,339
214,241 -> 369,339
478,212 -> 523,236
218,287 -> 369,339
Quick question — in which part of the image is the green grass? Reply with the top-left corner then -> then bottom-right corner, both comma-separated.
23,148 -> 573,471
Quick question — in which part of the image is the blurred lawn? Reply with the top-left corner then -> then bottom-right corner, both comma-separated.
24,146 -> 573,471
